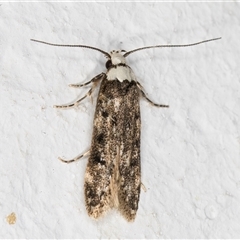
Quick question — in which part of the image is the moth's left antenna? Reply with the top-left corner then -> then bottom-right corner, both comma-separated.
30,39 -> 111,58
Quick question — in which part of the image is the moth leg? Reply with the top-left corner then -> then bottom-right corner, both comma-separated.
141,183 -> 147,192
54,87 -> 94,109
69,72 -> 105,88
54,73 -> 105,109
136,81 -> 169,108
59,150 -> 90,163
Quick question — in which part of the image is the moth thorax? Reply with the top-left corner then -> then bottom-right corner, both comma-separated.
110,50 -> 126,65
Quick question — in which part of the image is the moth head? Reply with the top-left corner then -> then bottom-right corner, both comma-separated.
105,50 -> 126,69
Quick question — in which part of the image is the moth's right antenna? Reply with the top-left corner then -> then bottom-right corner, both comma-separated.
124,37 -> 221,57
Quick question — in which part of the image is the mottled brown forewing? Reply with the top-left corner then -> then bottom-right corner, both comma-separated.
84,77 -> 141,221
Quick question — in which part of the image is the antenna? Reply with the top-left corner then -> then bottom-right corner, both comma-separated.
30,39 -> 111,58
124,37 -> 221,57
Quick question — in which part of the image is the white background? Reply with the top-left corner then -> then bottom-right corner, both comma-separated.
0,2 -> 239,238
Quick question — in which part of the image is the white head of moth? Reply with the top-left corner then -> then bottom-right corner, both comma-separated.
109,50 -> 126,65
106,50 -> 136,82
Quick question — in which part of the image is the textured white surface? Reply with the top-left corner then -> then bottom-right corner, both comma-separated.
0,2 -> 239,238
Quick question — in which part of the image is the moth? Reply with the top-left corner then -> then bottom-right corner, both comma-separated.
31,37 -> 220,221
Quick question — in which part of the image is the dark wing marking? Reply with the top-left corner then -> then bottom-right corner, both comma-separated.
84,78 -> 141,221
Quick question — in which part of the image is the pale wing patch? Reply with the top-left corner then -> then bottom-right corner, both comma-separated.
107,66 -> 136,82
